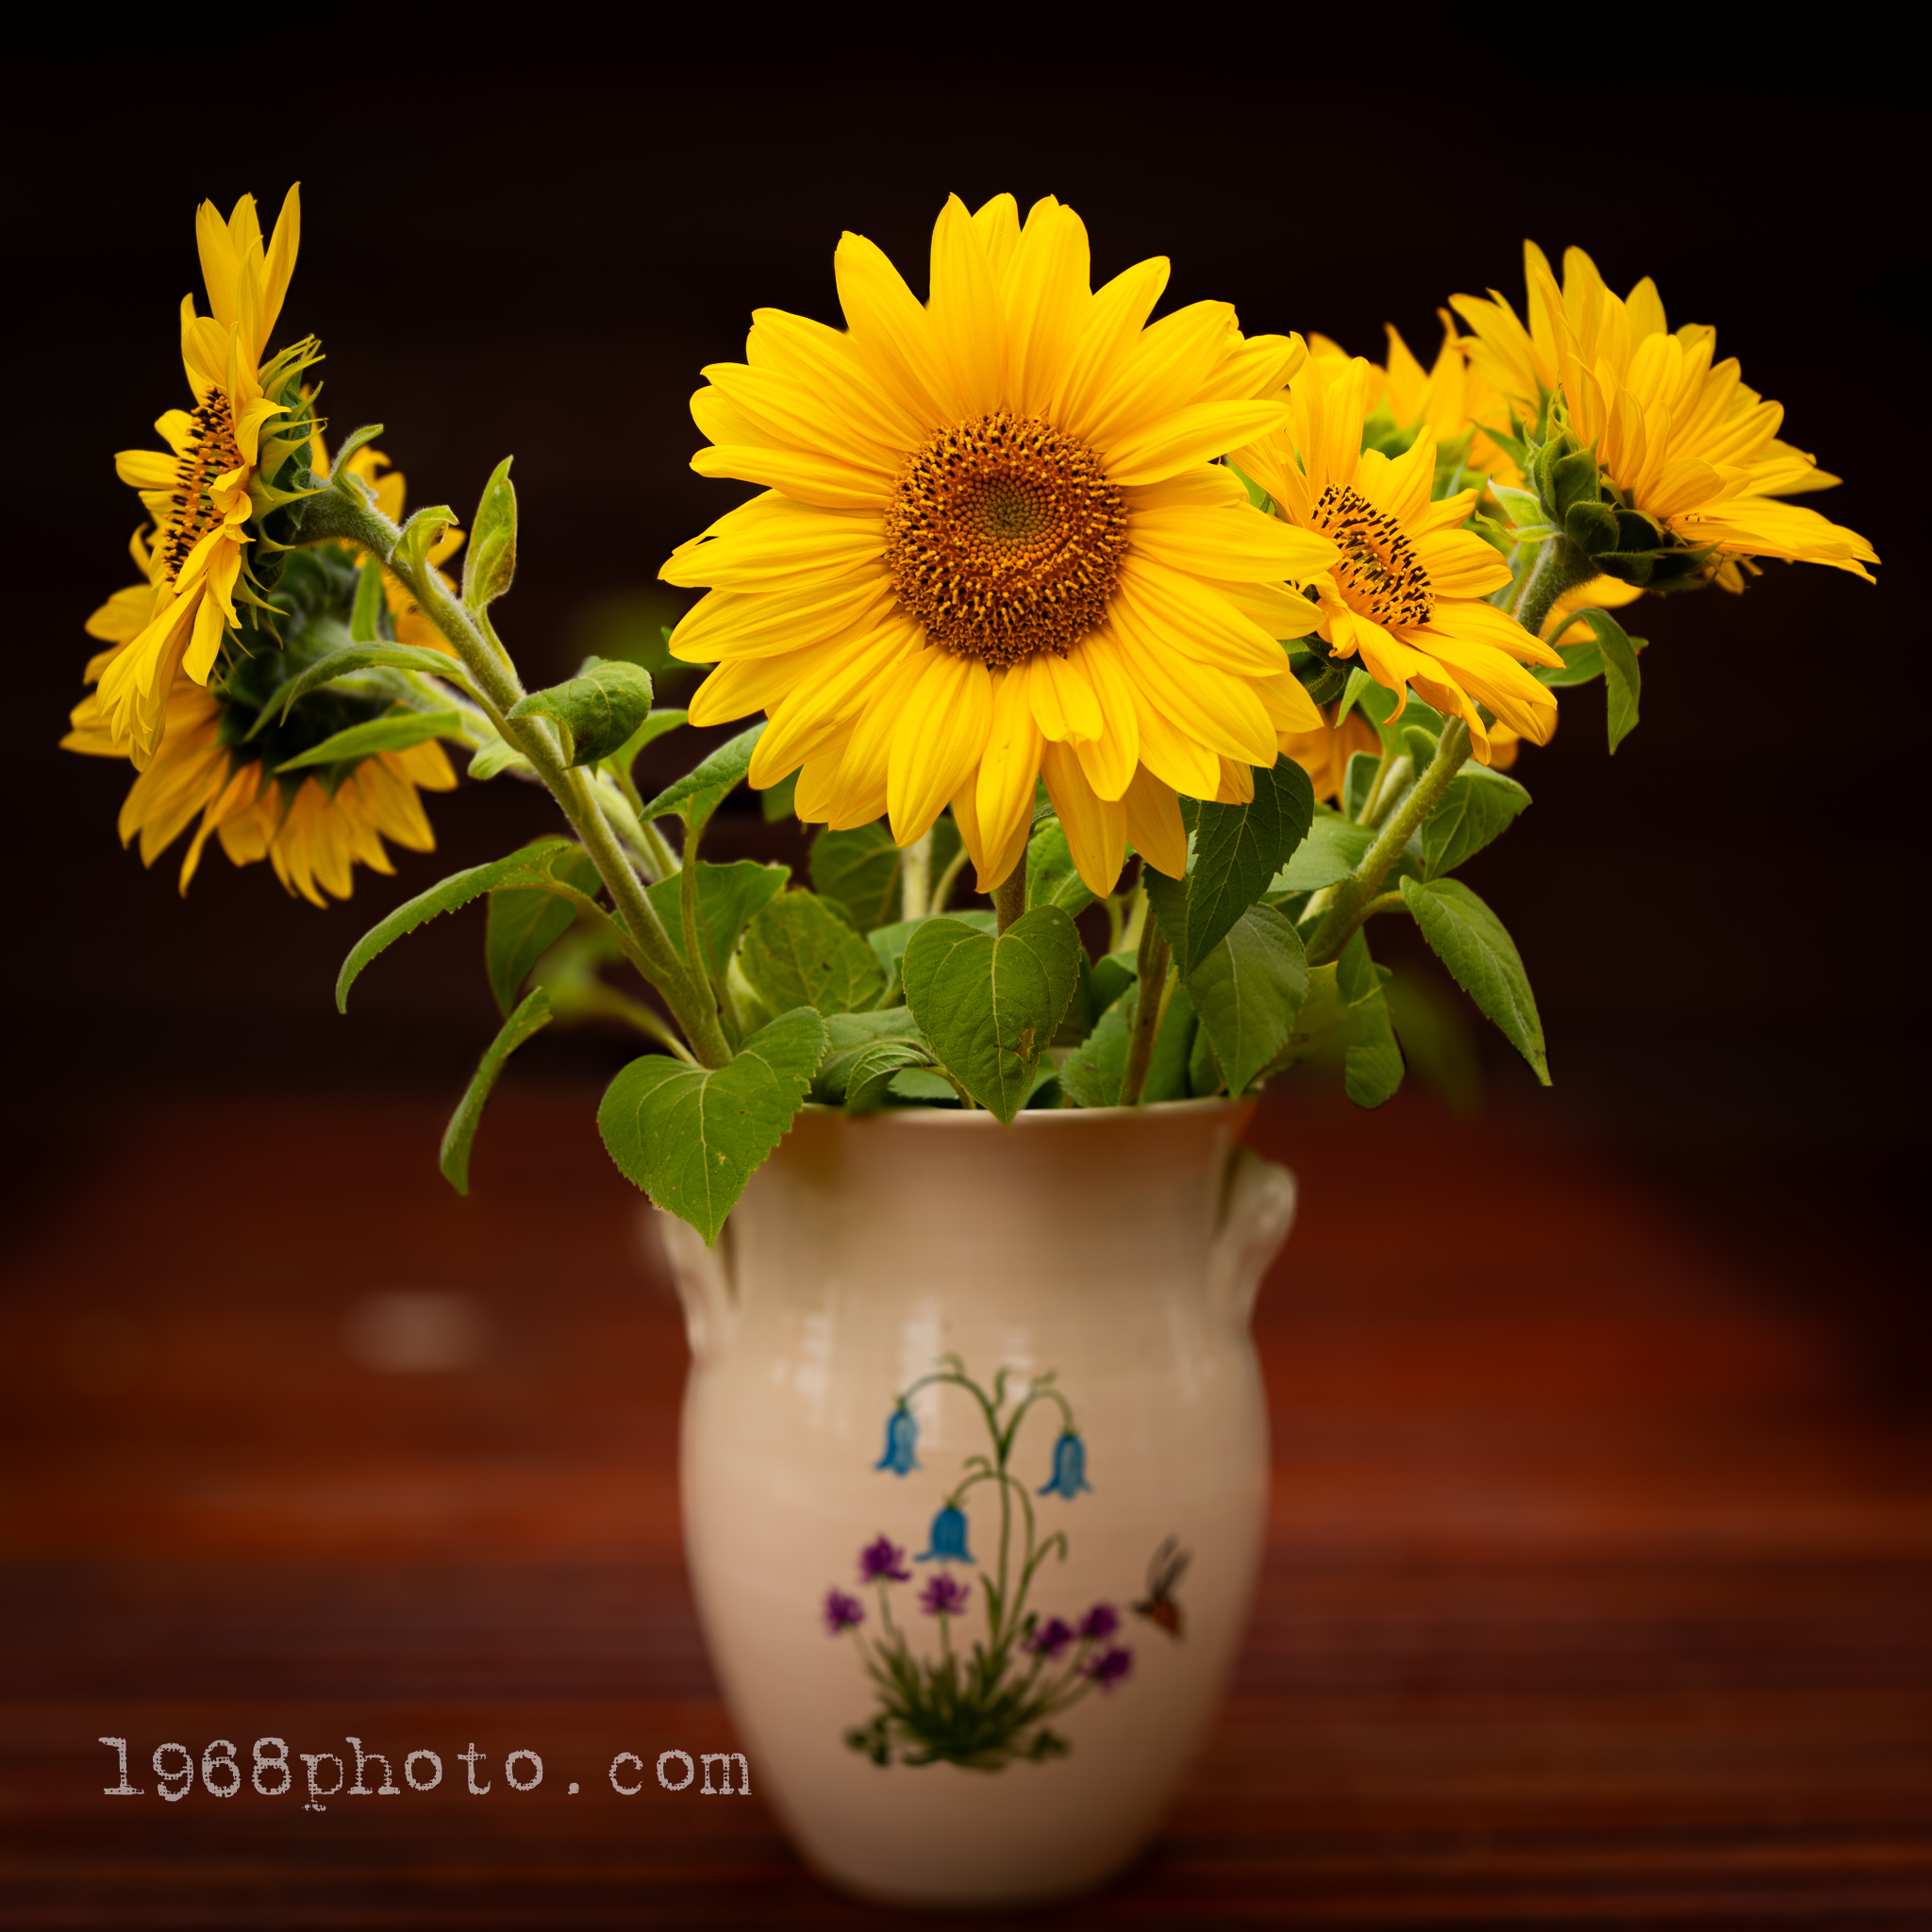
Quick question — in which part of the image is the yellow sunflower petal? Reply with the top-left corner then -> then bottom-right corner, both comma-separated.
1041,741 -> 1126,899
887,650 -> 994,845
1122,765 -> 1188,880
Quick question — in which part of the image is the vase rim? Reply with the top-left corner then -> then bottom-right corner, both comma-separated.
797,1095 -> 1256,1131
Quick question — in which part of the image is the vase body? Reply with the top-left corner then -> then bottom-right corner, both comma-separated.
658,1098 -> 1296,1911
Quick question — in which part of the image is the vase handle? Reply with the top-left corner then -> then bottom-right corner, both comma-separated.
651,1208 -> 739,1363
1208,1148 -> 1297,1331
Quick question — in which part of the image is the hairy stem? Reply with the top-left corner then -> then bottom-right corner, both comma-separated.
992,857 -> 1027,934
901,828 -> 933,923
1117,916 -> 1174,1108
1509,533 -> 1598,642
1305,718 -> 1471,968
320,485 -> 731,1066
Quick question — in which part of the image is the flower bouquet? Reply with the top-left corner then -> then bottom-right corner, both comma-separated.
66,185 -> 1874,1907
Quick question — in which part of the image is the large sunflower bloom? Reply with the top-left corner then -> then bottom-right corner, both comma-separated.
1451,243 -> 1877,589
659,192 -> 1337,896
97,186 -> 308,766
1233,356 -> 1560,762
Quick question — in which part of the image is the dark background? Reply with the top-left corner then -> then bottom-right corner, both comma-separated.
1,64 -> 1916,1162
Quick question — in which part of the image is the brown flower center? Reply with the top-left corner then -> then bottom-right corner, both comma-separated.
884,411 -> 1128,668
1311,483 -> 1433,630
158,391 -> 246,584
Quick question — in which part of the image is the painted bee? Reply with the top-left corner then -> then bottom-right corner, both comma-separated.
1132,1536 -> 1190,1640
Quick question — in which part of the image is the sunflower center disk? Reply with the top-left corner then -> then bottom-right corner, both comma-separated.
159,392 -> 247,584
1312,484 -> 1433,630
884,412 -> 1128,669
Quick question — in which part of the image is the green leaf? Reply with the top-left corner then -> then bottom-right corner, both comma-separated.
1420,765 -> 1530,877
469,736 -> 535,782
1341,750 -> 1379,824
811,822 -> 903,931
392,504 -> 459,575
1188,1008 -> 1224,1096
1399,875 -> 1550,1084
349,555 -> 387,643
1155,757 -> 1315,978
252,642 -> 474,732
809,1008 -> 924,1104
485,849 -> 604,1017
275,708 -> 460,774
644,860 -> 789,981
1572,607 -> 1642,752
597,1008 -> 827,1244
1058,986 -> 1135,1108
462,456 -> 517,609
506,659 -> 655,767
1269,811 -> 1375,893
901,908 -> 1083,1124
439,988 -> 551,1196
337,838 -> 580,1011
599,708 -> 689,781
1089,946 -> 1137,1013
1338,932 -> 1403,1108
761,770 -> 800,822
1143,981 -> 1195,1104
1332,666 -> 1377,730
867,909 -> 995,996
741,891 -> 887,1017
1187,905 -> 1307,1096
844,1040 -> 943,1117
1025,821 -> 1096,916
638,723 -> 764,830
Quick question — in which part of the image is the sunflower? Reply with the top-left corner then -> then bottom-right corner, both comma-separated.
65,545 -> 457,904
1451,243 -> 1877,588
1309,312 -> 1520,488
96,186 -> 313,767
1232,355 -> 1561,763
659,192 -> 1338,897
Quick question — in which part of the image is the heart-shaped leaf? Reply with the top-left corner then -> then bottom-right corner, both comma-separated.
1188,905 -> 1307,1097
901,908 -> 1083,1124
596,1008 -> 827,1243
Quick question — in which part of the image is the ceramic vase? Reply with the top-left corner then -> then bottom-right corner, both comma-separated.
655,1097 -> 1296,1910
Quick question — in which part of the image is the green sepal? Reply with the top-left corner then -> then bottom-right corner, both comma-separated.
462,457 -> 517,610
506,659 -> 655,767
1399,875 -> 1549,1084
740,890 -> 887,1017
486,848 -> 604,1017
639,722 -> 764,833
275,708 -> 460,774
337,837 -> 581,1011
440,988 -> 552,1196
596,1008 -> 827,1245
901,908 -> 1083,1124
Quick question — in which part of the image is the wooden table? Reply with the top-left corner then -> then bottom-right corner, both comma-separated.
4,1088 -> 1929,1927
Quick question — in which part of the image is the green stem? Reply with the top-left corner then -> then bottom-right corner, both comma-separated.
1117,916 -> 1174,1108
991,858 -> 1027,934
901,828 -> 933,922
929,844 -> 971,915
320,486 -> 732,1068
1305,718 -> 1471,968
1509,533 -> 1597,641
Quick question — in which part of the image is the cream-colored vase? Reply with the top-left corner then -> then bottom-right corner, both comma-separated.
655,1098 -> 1296,1911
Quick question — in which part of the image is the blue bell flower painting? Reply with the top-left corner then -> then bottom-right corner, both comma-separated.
824,1354 -> 1179,1772
918,1505 -> 974,1564
1038,1431 -> 1092,1499
874,1404 -> 920,1475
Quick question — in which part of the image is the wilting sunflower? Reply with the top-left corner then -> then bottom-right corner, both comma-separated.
1232,355 -> 1560,763
1452,243 -> 1877,589
96,186 -> 316,767
660,192 -> 1338,896
66,546 -> 457,904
